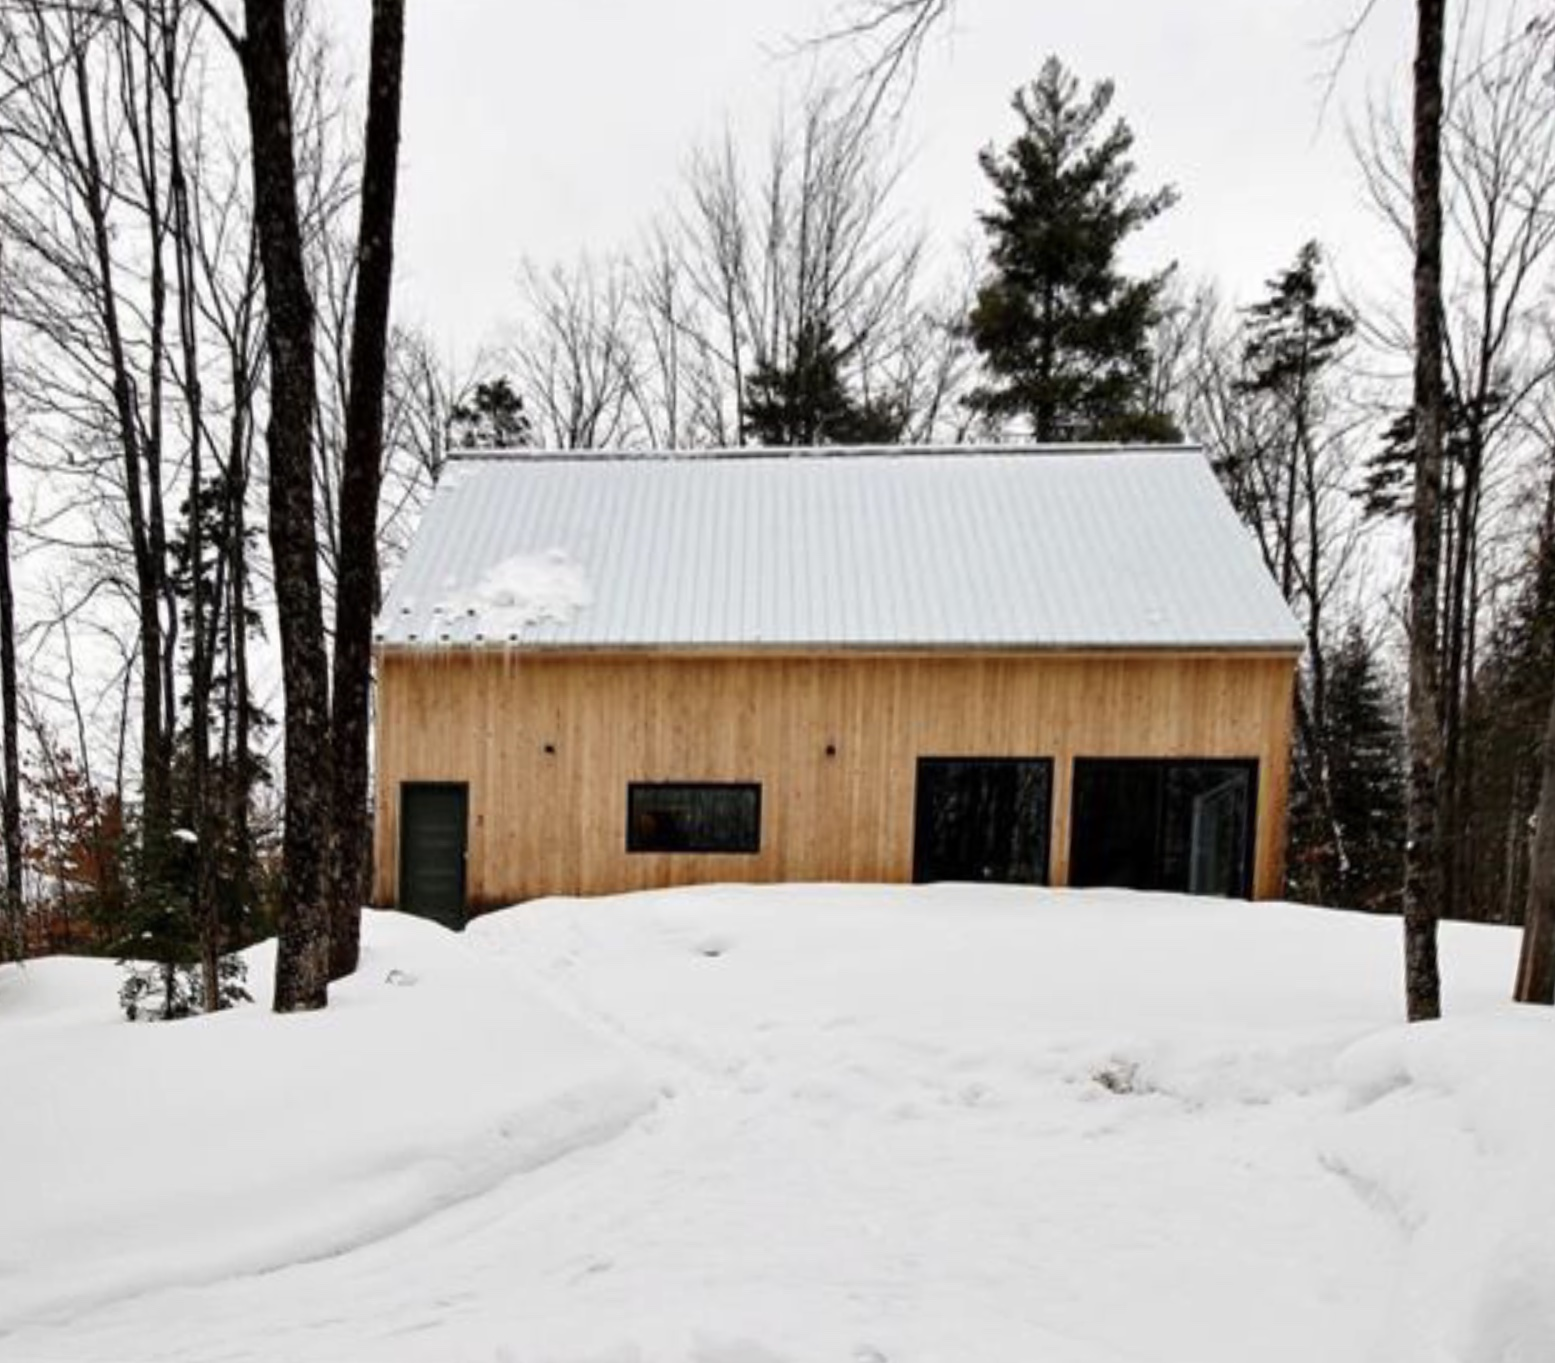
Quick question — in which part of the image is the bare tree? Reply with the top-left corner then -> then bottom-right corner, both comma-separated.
500,88 -> 961,455
0,246 -> 21,961
508,258 -> 642,450
1404,0 -> 1447,1021
327,0 -> 404,980
374,326 -> 474,563
0,0 -> 178,878
1169,270 -> 1375,907
1515,655 -> 1555,1001
1355,10 -> 1555,925
222,0 -> 334,1011
190,0 -> 409,1004
810,0 -> 953,124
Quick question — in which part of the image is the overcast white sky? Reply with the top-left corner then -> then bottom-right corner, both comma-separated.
323,0 -> 1425,358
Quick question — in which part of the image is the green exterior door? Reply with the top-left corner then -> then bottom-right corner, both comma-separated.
399,783 -> 468,928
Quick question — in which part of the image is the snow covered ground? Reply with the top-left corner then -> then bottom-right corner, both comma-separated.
0,885 -> 1546,1363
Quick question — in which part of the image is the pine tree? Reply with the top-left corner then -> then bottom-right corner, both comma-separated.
1238,243 -> 1354,412
742,320 -> 903,447
1222,243 -> 1355,905
1358,397 -> 1481,524
965,56 -> 1179,442
169,467 -> 272,912
1325,626 -> 1407,913
1233,240 -> 1354,599
1468,526 -> 1554,926
449,377 -> 531,450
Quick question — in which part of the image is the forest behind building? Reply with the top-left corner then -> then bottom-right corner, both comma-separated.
0,0 -> 1551,1015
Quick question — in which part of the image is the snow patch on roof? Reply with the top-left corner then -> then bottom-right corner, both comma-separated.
430,550 -> 592,642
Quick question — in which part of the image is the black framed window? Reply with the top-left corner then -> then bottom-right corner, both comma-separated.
913,757 -> 1053,885
1069,759 -> 1257,898
627,782 -> 762,854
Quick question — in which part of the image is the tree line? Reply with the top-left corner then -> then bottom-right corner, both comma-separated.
0,0 -> 408,1013
0,0 -> 1550,1023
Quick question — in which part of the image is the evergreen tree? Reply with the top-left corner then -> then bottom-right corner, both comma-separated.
1468,519 -> 1555,923
1230,240 -> 1354,598
1221,244 -> 1355,906
115,823 -> 203,1022
1358,395 -> 1483,523
155,465 -> 270,1014
1324,625 -> 1408,913
449,377 -> 531,450
742,320 -> 903,447
1237,243 -> 1354,413
965,56 -> 1179,442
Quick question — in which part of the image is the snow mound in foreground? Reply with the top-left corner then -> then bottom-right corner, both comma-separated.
0,911 -> 655,1332
3,885 -> 1545,1363
1328,1010 -> 1555,1363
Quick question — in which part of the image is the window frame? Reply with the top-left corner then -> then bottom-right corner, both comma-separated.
626,780 -> 763,856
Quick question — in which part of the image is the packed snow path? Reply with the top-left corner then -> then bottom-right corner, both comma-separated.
1,885 -> 1545,1363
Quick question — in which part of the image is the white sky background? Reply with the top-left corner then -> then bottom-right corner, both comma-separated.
320,0 -> 1421,360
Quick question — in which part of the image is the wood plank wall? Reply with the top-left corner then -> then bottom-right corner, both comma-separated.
372,650 -> 1297,908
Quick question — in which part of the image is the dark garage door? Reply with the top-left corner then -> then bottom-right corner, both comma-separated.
913,758 -> 1052,885
399,782 -> 469,928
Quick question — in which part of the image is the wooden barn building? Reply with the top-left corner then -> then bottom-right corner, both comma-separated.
371,445 -> 1303,924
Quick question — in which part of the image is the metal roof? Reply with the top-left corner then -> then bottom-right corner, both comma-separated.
374,445 -> 1305,652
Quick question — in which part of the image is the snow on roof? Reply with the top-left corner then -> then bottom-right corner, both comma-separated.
375,445 -> 1304,652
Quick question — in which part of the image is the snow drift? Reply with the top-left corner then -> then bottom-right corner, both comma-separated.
0,911 -> 654,1333
0,885 -> 1545,1363
1327,1011 -> 1555,1363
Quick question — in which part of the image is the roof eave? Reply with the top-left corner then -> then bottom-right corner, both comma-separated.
372,638 -> 1306,658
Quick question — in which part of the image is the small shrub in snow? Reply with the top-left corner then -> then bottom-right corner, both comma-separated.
119,956 -> 197,1022
113,830 -> 250,1020
120,951 -> 249,1021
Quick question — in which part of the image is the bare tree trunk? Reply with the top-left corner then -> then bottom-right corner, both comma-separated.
1440,432 -> 1480,924
159,0 -> 221,1005
1404,0 -> 1447,1022
1504,772 -> 1525,926
67,31 -> 172,873
237,0 -> 332,1011
328,0 -> 405,981
1515,685 -> 1555,1003
127,6 -> 178,835
0,251 -> 23,962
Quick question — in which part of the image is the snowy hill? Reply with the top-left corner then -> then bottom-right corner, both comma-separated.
1,886 -> 1549,1363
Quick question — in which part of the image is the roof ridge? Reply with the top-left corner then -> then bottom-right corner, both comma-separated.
443,442 -> 1204,464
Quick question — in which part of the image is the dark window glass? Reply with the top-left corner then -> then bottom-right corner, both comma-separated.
627,783 -> 761,854
1069,760 -> 1256,898
913,758 -> 1052,885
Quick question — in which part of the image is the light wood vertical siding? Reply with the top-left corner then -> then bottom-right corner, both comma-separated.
372,649 -> 1297,909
